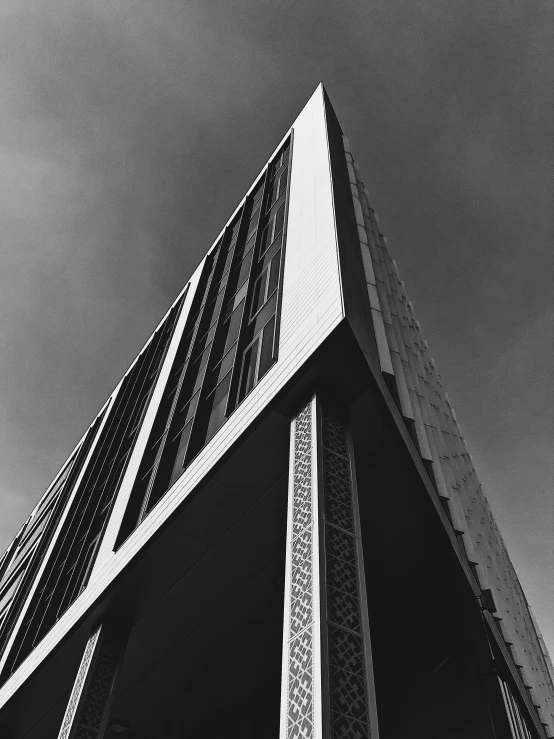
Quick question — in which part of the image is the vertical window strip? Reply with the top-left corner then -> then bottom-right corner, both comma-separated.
183,201 -> 255,464
114,241 -> 231,537
2,297 -> 184,675
115,136 -> 291,543
146,235 -> 238,500
144,224 -> 243,504
0,408 -> 105,666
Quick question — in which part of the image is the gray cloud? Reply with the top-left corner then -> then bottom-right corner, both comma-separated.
1,0 -> 553,657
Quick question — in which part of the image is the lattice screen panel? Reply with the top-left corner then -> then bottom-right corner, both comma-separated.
342,133 -> 554,733
280,398 -> 376,739
58,624 -> 119,739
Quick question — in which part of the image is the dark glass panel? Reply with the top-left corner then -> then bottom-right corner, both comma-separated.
205,286 -> 227,326
251,292 -> 277,337
274,201 -> 285,237
243,231 -> 257,258
233,248 -> 254,291
258,223 -> 270,257
222,301 -> 245,354
222,281 -> 248,324
0,571 -> 25,614
189,342 -> 212,396
258,316 -> 276,381
267,252 -> 281,297
168,419 -> 194,487
252,179 -> 264,204
171,389 -> 200,436
250,271 -> 267,318
259,231 -> 282,265
238,338 -> 260,402
205,343 -> 237,394
247,213 -> 259,241
205,372 -> 232,443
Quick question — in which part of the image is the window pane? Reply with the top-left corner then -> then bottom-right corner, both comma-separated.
267,252 -> 281,297
0,570 -> 24,612
258,316 -> 276,381
252,179 -> 264,204
223,302 -> 244,353
259,231 -> 282,268
168,419 -> 194,487
274,202 -> 285,237
217,243 -> 234,281
247,209 -> 259,240
172,389 -> 200,433
269,167 -> 287,207
239,338 -> 260,401
206,343 -> 237,393
250,271 -> 267,318
196,322 -> 217,354
251,291 -> 277,336
207,278 -> 227,313
279,167 -> 288,194
205,372 -> 232,443
243,232 -> 257,260
258,223 -> 270,257
230,281 -> 248,313
234,248 -> 254,289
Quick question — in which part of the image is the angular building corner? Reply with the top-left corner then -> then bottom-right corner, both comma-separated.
0,82 -> 551,739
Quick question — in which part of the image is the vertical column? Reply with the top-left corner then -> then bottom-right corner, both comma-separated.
280,396 -> 379,739
58,622 -> 124,739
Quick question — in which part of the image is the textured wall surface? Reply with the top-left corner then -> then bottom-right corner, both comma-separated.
343,132 -> 554,734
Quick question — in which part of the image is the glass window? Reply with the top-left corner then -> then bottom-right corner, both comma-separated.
234,248 -> 254,290
243,231 -> 257,259
114,135 -> 290,548
172,390 -> 200,435
267,251 -> 281,297
168,419 -> 194,486
269,167 -> 288,207
251,291 -> 278,337
258,223 -> 270,257
0,569 -> 25,613
274,202 -> 285,237
224,281 -> 248,319
259,232 -> 282,267
252,179 -> 264,205
239,338 -> 260,401
205,281 -> 227,320
247,211 -> 259,240
250,271 -> 267,318
190,342 -> 212,390
205,372 -> 232,443
222,301 -> 244,353
258,316 -> 276,380
206,343 -> 237,393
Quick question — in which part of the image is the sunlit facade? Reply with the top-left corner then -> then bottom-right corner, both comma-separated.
0,84 -> 552,739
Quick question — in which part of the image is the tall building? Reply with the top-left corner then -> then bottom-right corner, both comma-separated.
0,84 -> 552,739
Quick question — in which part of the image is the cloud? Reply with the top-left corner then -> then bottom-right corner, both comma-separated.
0,0 -> 552,668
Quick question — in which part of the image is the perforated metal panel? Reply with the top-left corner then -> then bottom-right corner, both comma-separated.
342,132 -> 554,734
280,398 -> 377,739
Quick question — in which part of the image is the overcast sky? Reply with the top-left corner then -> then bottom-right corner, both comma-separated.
1,0 -> 553,655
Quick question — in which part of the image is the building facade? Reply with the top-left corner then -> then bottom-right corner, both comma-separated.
0,84 -> 552,739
